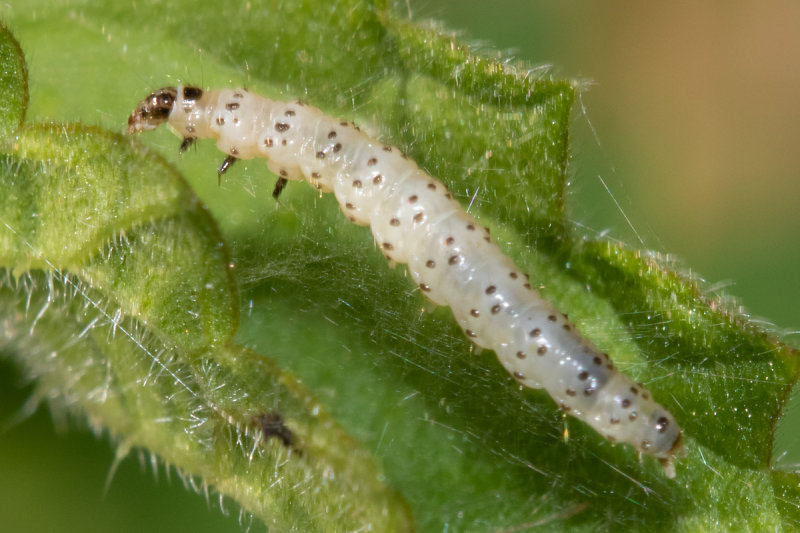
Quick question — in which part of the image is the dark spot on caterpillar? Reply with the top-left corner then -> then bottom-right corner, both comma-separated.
563,324 -> 571,331
413,212 -> 424,223
353,179 -> 362,188
256,412 -> 294,449
566,389 -> 576,397
328,131 -> 337,139
593,357 -> 603,365
445,236 -> 455,245
382,145 -> 392,152
216,117 -> 225,126
485,285 -> 496,294
629,412 -> 638,421
226,102 -> 240,111
484,236 -> 492,243
537,345 -> 547,355
382,242 -> 394,250
656,416 -> 670,433
448,254 -> 461,265
524,283 -> 532,289
285,109 -> 296,116
373,175 -> 384,184
390,218 -> 400,226
516,351 -> 526,359
610,417 -> 620,425
419,283 -> 431,292
279,169 -> 288,177
445,193 -> 452,199
367,157 -> 378,166
281,139 -> 287,146
333,143 -> 342,153
311,172 -> 321,178
233,117 -> 239,125
509,272 -> 518,279
233,92 -> 244,99
346,202 -> 355,210
631,387 -> 639,395
513,371 -> 525,380
183,86 -> 204,100
491,304 -> 501,314
275,122 -> 290,132
578,371 -> 589,381
230,147 -> 239,155
466,224 -> 475,231
642,392 -> 650,400
316,151 -> 326,159
426,260 -> 435,268
529,328 -> 541,337
547,315 -> 557,322
470,309 -> 480,317
583,385 -> 595,396
264,138 -> 274,147
640,440 -> 652,451
427,183 -> 437,190
408,195 -> 418,203
466,329 -> 477,338
621,398 -> 631,409
340,121 -> 349,127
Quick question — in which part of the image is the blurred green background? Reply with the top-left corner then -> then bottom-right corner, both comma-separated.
2,1 -> 799,531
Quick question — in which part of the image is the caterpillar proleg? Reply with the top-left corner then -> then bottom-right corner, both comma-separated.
129,86 -> 684,476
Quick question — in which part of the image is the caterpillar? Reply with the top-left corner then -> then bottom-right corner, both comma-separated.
128,86 -> 684,476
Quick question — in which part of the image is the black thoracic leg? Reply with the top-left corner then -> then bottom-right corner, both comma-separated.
217,155 -> 237,185
179,137 -> 196,153
272,177 -> 288,200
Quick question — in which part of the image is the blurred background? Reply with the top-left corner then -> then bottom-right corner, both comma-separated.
409,0 -> 800,335
2,1 -> 799,531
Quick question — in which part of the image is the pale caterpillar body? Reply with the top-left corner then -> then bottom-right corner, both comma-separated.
129,86 -> 684,476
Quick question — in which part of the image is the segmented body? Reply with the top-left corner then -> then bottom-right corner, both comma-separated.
129,86 -> 684,475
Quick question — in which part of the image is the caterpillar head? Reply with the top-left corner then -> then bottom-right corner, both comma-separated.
128,87 -> 178,133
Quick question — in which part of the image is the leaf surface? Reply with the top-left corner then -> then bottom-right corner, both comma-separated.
1,2 -> 798,531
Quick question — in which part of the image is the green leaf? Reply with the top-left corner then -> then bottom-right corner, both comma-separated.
1,1 -> 799,532
0,21 -> 26,137
1,122 -> 411,530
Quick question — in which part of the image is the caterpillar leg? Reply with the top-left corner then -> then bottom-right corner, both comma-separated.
217,155 -> 237,186
179,136 -> 196,153
272,177 -> 289,199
